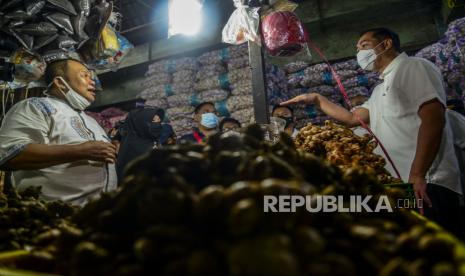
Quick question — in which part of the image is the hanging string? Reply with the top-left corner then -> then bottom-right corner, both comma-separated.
305,40 -> 402,180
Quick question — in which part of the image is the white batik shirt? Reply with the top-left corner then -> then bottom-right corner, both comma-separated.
0,97 -> 117,205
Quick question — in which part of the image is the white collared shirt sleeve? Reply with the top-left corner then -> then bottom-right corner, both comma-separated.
399,58 -> 447,111
0,98 -> 51,166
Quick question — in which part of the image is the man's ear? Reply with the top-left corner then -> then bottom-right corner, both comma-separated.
384,38 -> 393,51
53,77 -> 67,92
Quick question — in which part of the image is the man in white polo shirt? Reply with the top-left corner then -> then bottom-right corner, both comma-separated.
281,28 -> 463,237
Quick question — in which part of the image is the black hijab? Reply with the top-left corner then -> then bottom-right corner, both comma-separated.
116,107 -> 165,182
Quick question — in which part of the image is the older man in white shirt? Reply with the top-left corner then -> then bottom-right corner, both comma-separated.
0,59 -> 117,205
282,28 -> 463,238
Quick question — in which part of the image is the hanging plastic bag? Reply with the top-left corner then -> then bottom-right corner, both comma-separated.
11,49 -> 47,83
73,0 -> 92,16
101,25 -> 119,57
46,0 -> 77,16
262,11 -> 308,57
56,35 -> 77,50
34,34 -> 59,50
46,12 -> 74,35
5,10 -> 33,21
107,11 -> 122,31
93,32 -> 134,71
26,0 -> 46,16
0,0 -> 22,11
9,20 -> 27,29
0,35 -> 19,52
16,22 -> 58,36
222,0 -> 260,45
85,0 -> 112,40
72,11 -> 89,48
261,0 -> 298,18
40,48 -> 70,63
11,30 -> 34,50
112,31 -> 133,64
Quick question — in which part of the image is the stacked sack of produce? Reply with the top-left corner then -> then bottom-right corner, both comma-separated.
85,107 -> 127,133
223,47 -> 290,125
284,59 -> 381,128
194,45 -> 247,118
138,57 -> 198,137
415,17 -> 465,105
224,45 -> 254,125
195,44 -> 289,126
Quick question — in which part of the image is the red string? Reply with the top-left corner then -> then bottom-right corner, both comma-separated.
305,40 -> 402,180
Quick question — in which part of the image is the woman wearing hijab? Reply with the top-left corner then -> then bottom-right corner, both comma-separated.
116,107 -> 170,181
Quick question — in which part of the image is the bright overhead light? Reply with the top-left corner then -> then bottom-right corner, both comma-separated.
168,0 -> 203,36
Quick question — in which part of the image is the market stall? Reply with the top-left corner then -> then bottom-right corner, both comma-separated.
1,0 -> 465,275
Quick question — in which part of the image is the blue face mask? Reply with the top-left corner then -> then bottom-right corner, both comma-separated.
201,113 -> 219,129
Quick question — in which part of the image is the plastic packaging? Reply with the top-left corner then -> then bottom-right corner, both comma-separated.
141,73 -> 172,88
46,12 -> 74,35
16,22 -> 58,36
222,0 -> 260,45
56,35 -> 77,50
0,35 -> 19,52
33,34 -> 59,50
261,0 -> 298,18
196,64 -> 226,80
26,0 -> 46,16
72,11 -> 89,48
47,0 -> 77,16
227,95 -> 253,111
98,25 -> 119,58
173,70 -> 196,84
262,11 -> 308,57
229,67 -> 251,83
11,49 -> 47,83
11,30 -> 34,50
283,61 -> 309,73
0,0 -> 22,11
193,89 -> 230,105
73,0 -> 91,16
8,20 -> 27,28
230,107 -> 253,125
227,56 -> 249,70
40,48 -> 69,63
145,98 -> 168,109
85,0 -> 112,40
111,32 -> 133,65
6,9 -> 34,21
167,94 -> 191,107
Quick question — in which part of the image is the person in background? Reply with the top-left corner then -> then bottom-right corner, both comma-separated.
271,105 -> 298,138
159,124 -> 177,146
281,28 -> 463,237
108,120 -> 126,153
116,107 -> 167,181
179,102 -> 219,144
0,59 -> 117,205
447,109 -> 465,196
448,99 -> 465,116
219,117 -> 242,133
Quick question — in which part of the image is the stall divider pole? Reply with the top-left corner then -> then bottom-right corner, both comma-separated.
248,39 -> 270,124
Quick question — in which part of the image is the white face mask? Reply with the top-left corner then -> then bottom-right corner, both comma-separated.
54,77 -> 91,110
356,40 -> 387,71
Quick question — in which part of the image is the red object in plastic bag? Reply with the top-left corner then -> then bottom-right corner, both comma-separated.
262,11 -> 308,57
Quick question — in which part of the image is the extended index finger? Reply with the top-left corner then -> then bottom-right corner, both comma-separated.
280,96 -> 303,106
